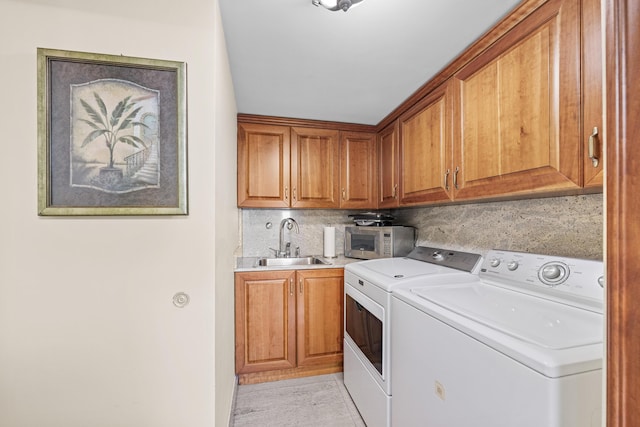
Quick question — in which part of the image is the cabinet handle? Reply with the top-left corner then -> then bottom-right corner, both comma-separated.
393,184 -> 398,199
289,278 -> 293,296
299,278 -> 303,294
453,166 -> 460,190
285,186 -> 289,202
342,188 -> 346,200
444,168 -> 450,191
293,187 -> 297,201
588,127 -> 600,168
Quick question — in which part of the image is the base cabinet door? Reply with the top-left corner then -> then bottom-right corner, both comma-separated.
235,268 -> 344,384
235,271 -> 296,374
296,269 -> 344,367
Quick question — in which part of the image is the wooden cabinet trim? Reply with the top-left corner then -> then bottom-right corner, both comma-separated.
605,0 -> 640,425
238,114 -> 375,133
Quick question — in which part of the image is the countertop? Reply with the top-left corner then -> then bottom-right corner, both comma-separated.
235,255 -> 362,272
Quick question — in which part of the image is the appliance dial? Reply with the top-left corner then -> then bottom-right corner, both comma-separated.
538,262 -> 569,286
598,276 -> 605,288
432,251 -> 444,261
507,261 -> 519,271
490,259 -> 501,268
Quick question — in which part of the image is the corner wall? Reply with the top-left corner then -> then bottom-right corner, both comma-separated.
0,0 -> 238,426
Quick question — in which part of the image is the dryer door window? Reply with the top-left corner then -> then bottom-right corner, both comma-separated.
345,293 -> 383,375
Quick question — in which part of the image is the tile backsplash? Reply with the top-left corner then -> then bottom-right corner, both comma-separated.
240,194 -> 603,260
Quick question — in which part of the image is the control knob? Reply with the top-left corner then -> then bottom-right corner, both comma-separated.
490,258 -> 501,268
432,251 -> 444,261
538,262 -> 569,286
507,261 -> 519,271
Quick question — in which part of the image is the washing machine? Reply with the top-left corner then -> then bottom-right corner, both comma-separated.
390,249 -> 604,427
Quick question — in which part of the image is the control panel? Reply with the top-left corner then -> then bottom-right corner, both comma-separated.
480,250 -> 604,312
382,233 -> 391,257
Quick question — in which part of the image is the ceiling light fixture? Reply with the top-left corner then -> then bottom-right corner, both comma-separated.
311,0 -> 366,12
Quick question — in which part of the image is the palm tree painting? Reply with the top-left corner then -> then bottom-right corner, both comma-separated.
70,79 -> 160,194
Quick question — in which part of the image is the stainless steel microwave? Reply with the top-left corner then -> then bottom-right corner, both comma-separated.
344,226 -> 415,259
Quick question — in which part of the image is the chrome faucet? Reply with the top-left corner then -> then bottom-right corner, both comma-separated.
277,218 -> 299,258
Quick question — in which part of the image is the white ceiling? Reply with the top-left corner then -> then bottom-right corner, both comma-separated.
218,0 -> 523,125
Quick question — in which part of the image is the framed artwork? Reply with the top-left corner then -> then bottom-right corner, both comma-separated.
37,48 -> 188,215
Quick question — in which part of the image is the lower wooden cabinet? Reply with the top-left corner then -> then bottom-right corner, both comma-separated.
234,268 -> 344,384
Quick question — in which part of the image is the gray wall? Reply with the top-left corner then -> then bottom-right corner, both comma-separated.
241,194 -> 603,260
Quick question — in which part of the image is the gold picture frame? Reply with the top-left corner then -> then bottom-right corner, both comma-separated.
37,48 -> 188,215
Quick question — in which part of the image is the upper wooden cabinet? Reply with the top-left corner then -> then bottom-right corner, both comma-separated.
238,0 -> 603,210
377,121 -> 400,208
581,0 -> 604,187
340,131 -> 377,209
451,0 -> 581,200
290,127 -> 340,208
237,122 -> 290,208
398,83 -> 452,205
238,119 -> 377,209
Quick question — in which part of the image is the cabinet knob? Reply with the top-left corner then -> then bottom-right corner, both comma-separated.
453,167 -> 460,190
444,169 -> 450,191
588,127 -> 600,167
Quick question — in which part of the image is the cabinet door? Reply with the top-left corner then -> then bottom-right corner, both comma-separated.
453,0 -> 581,200
399,83 -> 452,205
296,269 -> 344,368
582,0 -> 604,188
237,123 -> 290,207
290,127 -> 340,208
377,121 -> 400,208
340,131 -> 377,209
235,271 -> 296,374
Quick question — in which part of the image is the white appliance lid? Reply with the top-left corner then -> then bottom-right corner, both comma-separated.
355,257 -> 451,278
411,283 -> 603,350
345,246 -> 483,291
346,257 -> 454,290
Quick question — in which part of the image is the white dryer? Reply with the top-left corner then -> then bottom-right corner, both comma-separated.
390,249 -> 604,427
344,246 -> 482,427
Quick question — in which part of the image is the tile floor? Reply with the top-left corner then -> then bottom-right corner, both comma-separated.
231,373 -> 366,426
